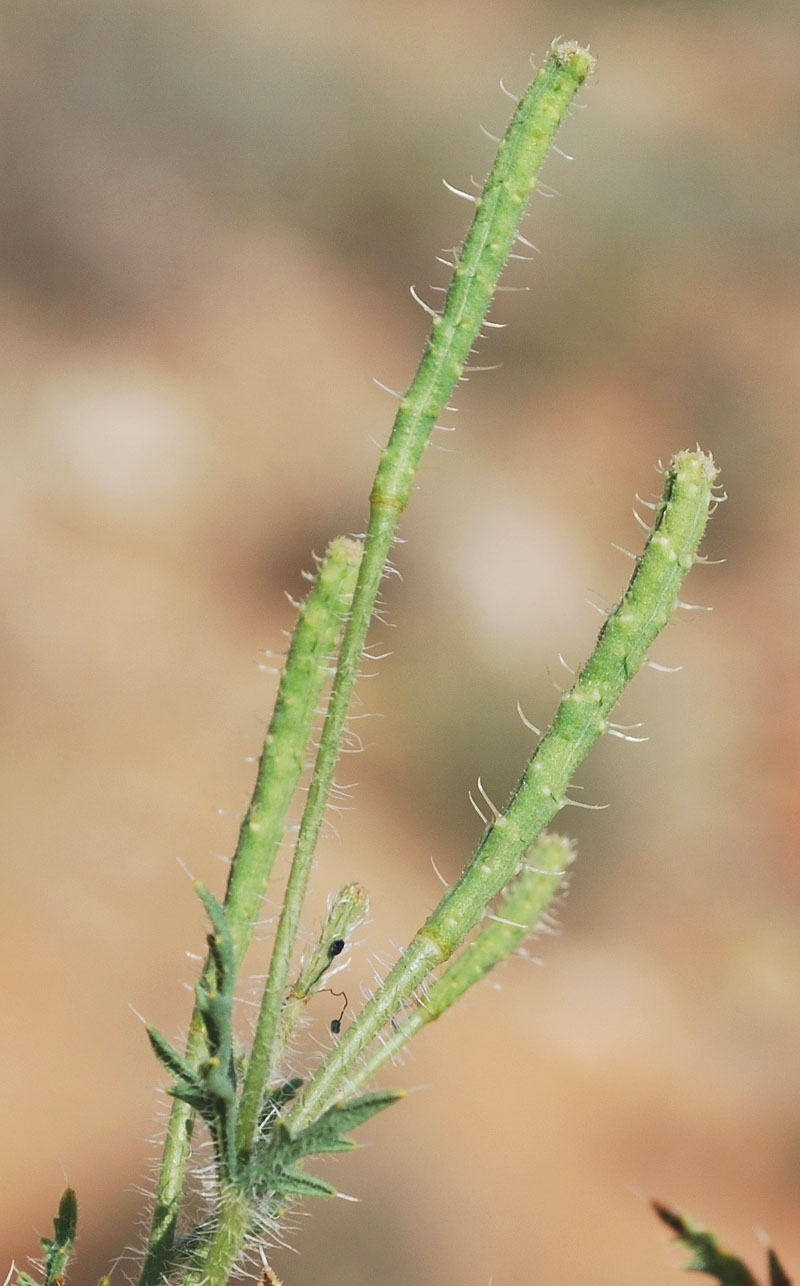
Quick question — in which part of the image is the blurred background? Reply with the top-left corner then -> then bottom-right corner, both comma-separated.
2,1 -> 799,1283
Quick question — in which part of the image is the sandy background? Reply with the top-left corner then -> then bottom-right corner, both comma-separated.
2,2 -> 800,1283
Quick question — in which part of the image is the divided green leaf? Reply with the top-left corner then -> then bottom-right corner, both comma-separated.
290,1091 -> 403,1158
247,1090 -> 402,1202
269,1169 -> 337,1199
146,888 -> 241,1183
653,1202 -> 791,1286
258,1077 -> 304,1129
769,1249 -> 792,1286
17,1188 -> 78,1286
146,1026 -> 203,1093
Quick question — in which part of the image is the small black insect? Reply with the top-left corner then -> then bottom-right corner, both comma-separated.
321,987 -> 348,1034
328,937 -> 345,959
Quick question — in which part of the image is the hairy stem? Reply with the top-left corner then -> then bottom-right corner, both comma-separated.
180,1186 -> 252,1286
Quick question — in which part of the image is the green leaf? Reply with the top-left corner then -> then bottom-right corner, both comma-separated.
769,1249 -> 792,1286
276,1090 -> 403,1164
271,1168 -> 337,1199
653,1202 -> 760,1285
259,1078 -> 304,1129
147,1026 -> 215,1120
18,1188 -> 78,1286
292,1091 -> 402,1158
147,890 -> 241,1184
247,1090 -> 402,1203
194,885 -> 236,1066
168,1077 -> 213,1117
147,1026 -> 203,1090
245,1128 -> 331,1203
53,1189 -> 76,1241
195,883 -> 235,987
189,887 -> 240,1182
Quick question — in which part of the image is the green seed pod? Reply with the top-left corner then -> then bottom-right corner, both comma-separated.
351,834 -> 573,1088
290,883 -> 370,1001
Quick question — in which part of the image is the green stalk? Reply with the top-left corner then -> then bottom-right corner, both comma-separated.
181,1187 -> 251,1286
351,834 -> 573,1090
287,450 -> 719,1129
138,537 -> 361,1286
235,38 -> 595,1166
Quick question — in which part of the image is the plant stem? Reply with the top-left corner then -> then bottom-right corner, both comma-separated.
138,537 -> 361,1286
287,450 -> 719,1129
235,38 -> 594,1166
180,1186 -> 252,1286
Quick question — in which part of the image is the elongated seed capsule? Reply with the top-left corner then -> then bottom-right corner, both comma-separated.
351,834 -> 573,1089
224,536 -> 363,962
423,451 -> 717,956
289,883 -> 370,1001
275,883 -> 370,1060
370,42 -> 596,518
288,449 -> 718,1129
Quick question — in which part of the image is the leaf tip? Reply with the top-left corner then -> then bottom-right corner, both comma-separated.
651,1199 -> 685,1236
